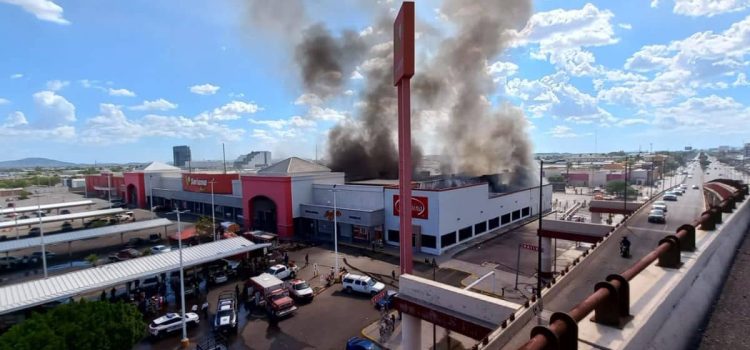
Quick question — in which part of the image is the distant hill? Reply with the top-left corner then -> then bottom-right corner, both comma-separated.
0,157 -> 77,169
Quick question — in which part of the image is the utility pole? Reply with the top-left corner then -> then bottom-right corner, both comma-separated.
624,156 -> 628,212
537,159 -> 543,299
209,179 -> 216,241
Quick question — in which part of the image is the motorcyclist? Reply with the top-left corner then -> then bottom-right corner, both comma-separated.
620,236 -> 631,257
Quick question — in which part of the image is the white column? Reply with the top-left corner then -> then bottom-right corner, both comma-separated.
590,211 -> 602,224
401,313 -> 422,350
541,236 -> 553,277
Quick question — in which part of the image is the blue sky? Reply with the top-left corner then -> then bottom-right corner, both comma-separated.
0,0 -> 748,164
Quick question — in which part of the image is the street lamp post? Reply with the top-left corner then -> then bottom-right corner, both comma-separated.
107,173 -> 112,209
333,184 -> 339,273
34,192 -> 48,278
173,209 -> 190,347
209,180 -> 216,241
432,258 -> 438,349
149,174 -> 155,219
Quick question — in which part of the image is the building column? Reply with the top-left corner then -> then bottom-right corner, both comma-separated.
541,236 -> 553,278
590,211 -> 602,224
401,313 -> 422,350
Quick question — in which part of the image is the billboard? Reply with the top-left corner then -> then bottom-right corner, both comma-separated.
182,173 -> 237,194
393,195 -> 429,220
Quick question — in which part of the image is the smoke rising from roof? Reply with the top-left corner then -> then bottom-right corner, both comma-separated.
245,0 -> 536,186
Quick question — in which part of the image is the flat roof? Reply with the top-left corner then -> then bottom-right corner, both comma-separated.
0,218 -> 172,254
0,200 -> 94,215
0,237 -> 268,315
0,208 -> 125,229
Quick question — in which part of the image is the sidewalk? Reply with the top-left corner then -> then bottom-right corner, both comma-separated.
361,310 -> 475,350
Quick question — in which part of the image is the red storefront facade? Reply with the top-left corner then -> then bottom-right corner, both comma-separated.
240,175 -> 294,239
85,173 -> 125,200
123,172 -> 146,208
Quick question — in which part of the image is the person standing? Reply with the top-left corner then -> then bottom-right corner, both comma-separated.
201,300 -> 209,319
305,253 -> 309,266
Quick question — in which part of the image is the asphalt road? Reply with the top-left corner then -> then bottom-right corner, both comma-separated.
503,162 -> 708,348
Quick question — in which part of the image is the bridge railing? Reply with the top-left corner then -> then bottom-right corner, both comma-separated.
514,180 -> 748,350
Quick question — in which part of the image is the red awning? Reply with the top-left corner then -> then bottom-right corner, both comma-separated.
222,232 -> 238,239
169,227 -> 197,241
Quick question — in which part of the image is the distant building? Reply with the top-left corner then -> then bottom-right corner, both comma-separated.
745,143 -> 750,158
685,146 -> 693,151
173,145 -> 191,167
234,151 -> 271,170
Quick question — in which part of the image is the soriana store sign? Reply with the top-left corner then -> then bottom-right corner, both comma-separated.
393,195 -> 429,220
182,174 -> 237,194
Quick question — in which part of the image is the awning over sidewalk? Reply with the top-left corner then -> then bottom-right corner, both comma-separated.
169,227 -> 196,241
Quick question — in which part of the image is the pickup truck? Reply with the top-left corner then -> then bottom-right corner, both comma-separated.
213,291 -> 238,333
342,273 -> 386,296
264,264 -> 299,280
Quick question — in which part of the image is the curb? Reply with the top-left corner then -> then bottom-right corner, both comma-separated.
360,319 -> 389,349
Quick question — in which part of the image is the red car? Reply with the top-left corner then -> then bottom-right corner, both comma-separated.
109,248 -> 142,262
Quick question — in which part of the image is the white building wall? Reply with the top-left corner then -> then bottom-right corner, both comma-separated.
592,171 -> 608,187
313,184 -> 384,210
290,173 -> 344,218
383,188 -> 441,254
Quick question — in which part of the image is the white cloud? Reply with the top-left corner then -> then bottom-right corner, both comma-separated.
108,88 -> 136,97
189,83 -> 221,95
82,104 -> 244,145
506,72 -> 616,125
33,90 -> 76,124
294,93 -> 323,106
0,98 -> 9,105
3,111 -> 28,127
129,98 -> 178,111
344,90 -> 355,96
487,61 -> 519,77
618,23 -> 632,30
673,0 -> 750,17
196,100 -> 261,121
308,105 -> 347,121
547,125 -> 591,138
617,118 -> 651,126
0,0 -> 70,25
228,92 -> 245,98
45,79 -> 69,91
10,73 -> 23,79
250,116 -> 316,130
734,72 -> 749,86
653,95 -> 750,131
251,129 -> 277,143
651,0 -> 660,8
350,70 -> 364,80
512,3 -> 618,55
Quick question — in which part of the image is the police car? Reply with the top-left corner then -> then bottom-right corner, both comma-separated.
148,312 -> 199,338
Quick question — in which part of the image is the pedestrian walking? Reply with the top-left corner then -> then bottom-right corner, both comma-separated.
201,300 -> 209,319
391,313 -> 396,326
284,253 -> 289,266
235,284 -> 241,300
313,263 -> 319,276
100,290 -> 106,301
391,270 -> 396,281
305,253 -> 309,266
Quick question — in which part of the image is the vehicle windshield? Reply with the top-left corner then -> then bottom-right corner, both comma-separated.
264,268 -> 276,274
368,279 -> 376,286
294,282 -> 310,290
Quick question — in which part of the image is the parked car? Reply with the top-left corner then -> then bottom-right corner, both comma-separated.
60,221 -> 73,231
346,337 -> 383,350
126,237 -> 147,248
150,245 -> 172,254
652,203 -> 667,213
264,264 -> 299,280
0,256 -> 18,269
342,273 -> 386,296
374,290 -> 398,310
28,227 -> 40,237
109,248 -> 142,262
60,209 -> 71,215
213,291 -> 239,334
287,279 -> 314,302
648,209 -> 666,224
148,233 -> 162,243
19,215 -> 30,220
140,276 -> 161,291
692,185 -> 699,189
31,251 -> 56,260
148,312 -> 199,338
663,193 -> 678,201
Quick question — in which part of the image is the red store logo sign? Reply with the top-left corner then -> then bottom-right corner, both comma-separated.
393,195 -> 429,219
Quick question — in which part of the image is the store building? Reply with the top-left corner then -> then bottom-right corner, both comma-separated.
85,172 -> 125,201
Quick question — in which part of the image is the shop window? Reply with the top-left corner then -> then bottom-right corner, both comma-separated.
421,235 -> 436,249
441,232 -> 456,247
474,222 -> 487,235
512,210 -> 521,221
388,230 -> 400,243
458,226 -> 472,241
522,207 -> 530,217
488,217 -> 500,230
501,213 -> 511,225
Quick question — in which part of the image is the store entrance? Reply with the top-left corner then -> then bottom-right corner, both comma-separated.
251,196 -> 277,233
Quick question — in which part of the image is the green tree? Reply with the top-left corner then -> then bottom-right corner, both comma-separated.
605,180 -> 638,198
0,300 -> 146,350
84,254 -> 99,267
79,167 -> 99,175
195,215 -> 214,242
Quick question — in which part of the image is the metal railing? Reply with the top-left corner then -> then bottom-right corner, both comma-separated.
516,179 -> 748,350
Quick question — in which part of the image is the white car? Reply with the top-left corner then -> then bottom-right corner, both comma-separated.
288,279 -> 314,302
148,312 -> 199,338
342,273 -> 385,296
264,264 -> 298,280
150,245 -> 172,254
652,203 -> 667,213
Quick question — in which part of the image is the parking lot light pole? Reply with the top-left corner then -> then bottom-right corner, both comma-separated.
333,184 -> 339,274
149,174 -> 155,219
35,192 -> 48,278
173,209 -> 190,347
209,180 -> 216,241
107,173 -> 112,209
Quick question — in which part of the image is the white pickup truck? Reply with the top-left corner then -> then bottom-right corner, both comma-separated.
264,264 -> 299,280
341,273 -> 386,296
